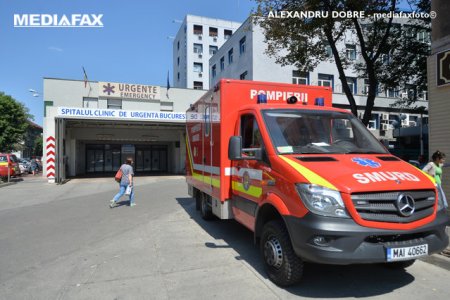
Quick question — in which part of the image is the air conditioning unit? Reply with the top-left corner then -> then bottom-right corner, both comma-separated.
198,35 -> 202,40
198,72 -> 203,77
213,37 -> 217,42
198,54 -> 203,58
381,113 -> 389,121
382,124 -> 390,131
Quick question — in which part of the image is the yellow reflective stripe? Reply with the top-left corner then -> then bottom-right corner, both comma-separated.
279,156 -> 338,190
186,135 -> 220,188
419,169 -> 436,185
232,181 -> 262,198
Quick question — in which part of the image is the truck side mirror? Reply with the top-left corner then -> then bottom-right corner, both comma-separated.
229,136 -> 263,161
228,136 -> 242,160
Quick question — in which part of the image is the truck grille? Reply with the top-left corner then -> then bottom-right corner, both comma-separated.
351,190 -> 435,223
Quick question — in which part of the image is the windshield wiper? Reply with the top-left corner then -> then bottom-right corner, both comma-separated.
344,151 -> 384,154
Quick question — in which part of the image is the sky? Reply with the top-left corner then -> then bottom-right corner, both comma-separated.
0,0 -> 255,126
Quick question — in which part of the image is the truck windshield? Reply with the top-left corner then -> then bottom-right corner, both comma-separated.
262,109 -> 388,155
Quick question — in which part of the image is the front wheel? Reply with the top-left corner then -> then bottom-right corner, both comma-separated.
260,220 -> 303,286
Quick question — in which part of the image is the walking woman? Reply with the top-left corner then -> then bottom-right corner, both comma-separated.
110,157 -> 135,208
423,150 -> 447,208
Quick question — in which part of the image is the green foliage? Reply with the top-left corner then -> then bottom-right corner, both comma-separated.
255,0 -> 431,125
33,135 -> 43,156
0,92 -> 30,152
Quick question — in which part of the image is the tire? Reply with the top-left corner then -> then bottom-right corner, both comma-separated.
200,193 -> 214,220
260,220 -> 303,286
194,190 -> 201,211
385,259 -> 416,269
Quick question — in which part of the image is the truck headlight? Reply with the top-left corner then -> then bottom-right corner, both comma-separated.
436,185 -> 448,211
296,184 -> 350,218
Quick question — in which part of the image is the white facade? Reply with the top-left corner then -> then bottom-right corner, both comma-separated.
173,15 -> 241,90
209,17 -> 429,143
43,78 -> 206,182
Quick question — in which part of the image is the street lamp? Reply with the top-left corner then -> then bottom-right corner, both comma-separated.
28,89 -> 41,97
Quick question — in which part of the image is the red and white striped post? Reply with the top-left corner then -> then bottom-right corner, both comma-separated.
46,136 -> 56,183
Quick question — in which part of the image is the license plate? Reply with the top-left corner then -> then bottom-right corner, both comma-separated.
386,244 -> 428,261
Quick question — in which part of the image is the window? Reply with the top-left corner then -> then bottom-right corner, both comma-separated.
418,90 -> 428,101
417,30 -> 430,43
387,88 -> 399,98
318,74 -> 333,89
177,72 -> 180,81
204,106 -> 211,136
209,45 -> 218,56
262,110 -> 388,154
220,56 -> 225,71
209,27 -> 218,37
239,37 -> 246,55
212,65 -> 217,78
177,57 -> 180,66
193,25 -> 203,35
346,77 -> 357,94
107,99 -> 122,109
193,63 -> 203,73
325,43 -> 332,57
240,71 -> 248,80
193,43 -> 203,54
292,71 -> 309,85
83,97 -> 98,108
193,81 -> 203,90
240,114 -> 263,157
368,119 -> 377,130
177,41 -> 180,51
346,44 -> 356,60
363,79 -> 370,94
224,29 -> 232,40
228,48 -> 234,64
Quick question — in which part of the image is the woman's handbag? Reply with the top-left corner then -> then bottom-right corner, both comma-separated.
114,167 -> 123,182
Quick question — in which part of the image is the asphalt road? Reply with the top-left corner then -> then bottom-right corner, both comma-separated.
0,175 -> 449,299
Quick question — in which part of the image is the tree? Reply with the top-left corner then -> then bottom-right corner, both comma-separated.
255,0 -> 431,125
33,135 -> 43,157
0,92 -> 30,152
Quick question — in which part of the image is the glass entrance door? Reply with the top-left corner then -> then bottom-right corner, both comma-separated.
86,144 -> 121,173
135,145 -> 168,173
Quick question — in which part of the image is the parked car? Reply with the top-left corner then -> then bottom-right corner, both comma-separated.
0,153 -> 20,180
18,158 -> 31,174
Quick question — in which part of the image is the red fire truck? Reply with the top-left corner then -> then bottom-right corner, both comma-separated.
185,79 -> 449,286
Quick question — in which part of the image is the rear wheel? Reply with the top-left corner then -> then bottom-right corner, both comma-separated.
194,189 -> 201,211
200,193 -> 214,220
260,220 -> 303,286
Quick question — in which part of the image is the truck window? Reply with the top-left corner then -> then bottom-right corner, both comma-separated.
204,106 -> 211,137
262,110 -> 388,155
240,114 -> 262,154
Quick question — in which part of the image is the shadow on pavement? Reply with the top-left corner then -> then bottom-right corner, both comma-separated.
176,196 -> 415,298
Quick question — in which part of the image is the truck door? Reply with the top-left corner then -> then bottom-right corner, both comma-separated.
203,102 -> 213,191
231,113 -> 266,230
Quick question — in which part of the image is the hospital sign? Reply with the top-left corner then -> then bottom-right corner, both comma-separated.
99,81 -> 161,100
